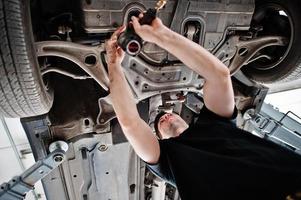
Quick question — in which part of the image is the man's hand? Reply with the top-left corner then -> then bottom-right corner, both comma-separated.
133,14 -> 235,118
105,26 -> 160,165
131,14 -> 167,44
105,26 -> 126,65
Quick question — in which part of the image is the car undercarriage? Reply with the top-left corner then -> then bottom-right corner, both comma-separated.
1,0 -> 301,199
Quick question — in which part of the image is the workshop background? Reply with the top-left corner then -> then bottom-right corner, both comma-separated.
1,87 -> 301,200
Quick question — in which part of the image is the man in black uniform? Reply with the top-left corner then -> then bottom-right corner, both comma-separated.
105,14 -> 301,200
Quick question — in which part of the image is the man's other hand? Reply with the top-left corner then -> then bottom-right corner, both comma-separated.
105,26 -> 126,65
131,14 -> 166,44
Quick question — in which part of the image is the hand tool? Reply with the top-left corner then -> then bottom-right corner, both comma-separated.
117,0 -> 167,56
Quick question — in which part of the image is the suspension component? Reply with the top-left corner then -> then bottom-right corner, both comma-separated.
0,141 -> 68,200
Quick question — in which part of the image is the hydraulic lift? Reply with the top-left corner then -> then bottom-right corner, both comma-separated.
243,102 -> 301,155
0,141 -> 68,200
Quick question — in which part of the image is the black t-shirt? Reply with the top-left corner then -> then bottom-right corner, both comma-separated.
146,106 -> 301,200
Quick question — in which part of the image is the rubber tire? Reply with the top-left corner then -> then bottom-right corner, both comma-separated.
242,0 -> 301,83
0,0 -> 53,118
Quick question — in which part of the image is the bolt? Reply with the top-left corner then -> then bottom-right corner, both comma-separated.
53,154 -> 64,163
98,144 -> 108,152
49,141 -> 69,153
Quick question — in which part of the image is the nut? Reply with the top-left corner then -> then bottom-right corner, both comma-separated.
53,154 -> 64,163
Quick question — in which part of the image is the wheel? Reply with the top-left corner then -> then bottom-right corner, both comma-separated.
242,0 -> 301,83
0,0 -> 53,118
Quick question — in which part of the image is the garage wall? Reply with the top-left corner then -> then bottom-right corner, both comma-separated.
265,88 -> 301,117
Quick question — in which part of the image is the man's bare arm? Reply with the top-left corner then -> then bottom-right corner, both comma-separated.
132,17 -> 235,118
106,28 -> 160,164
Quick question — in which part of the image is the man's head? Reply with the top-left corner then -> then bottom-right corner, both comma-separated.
154,111 -> 189,139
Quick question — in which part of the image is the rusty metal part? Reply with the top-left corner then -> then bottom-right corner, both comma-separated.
35,41 -> 109,91
50,117 -> 111,140
50,117 -> 94,140
97,97 -> 116,125
216,36 -> 288,75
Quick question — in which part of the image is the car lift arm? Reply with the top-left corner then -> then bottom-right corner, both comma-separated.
243,103 -> 301,155
0,141 -> 68,200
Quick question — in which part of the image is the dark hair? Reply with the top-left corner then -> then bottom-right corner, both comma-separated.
154,111 -> 167,139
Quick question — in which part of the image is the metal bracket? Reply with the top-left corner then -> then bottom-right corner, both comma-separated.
97,97 -> 116,125
184,93 -> 204,114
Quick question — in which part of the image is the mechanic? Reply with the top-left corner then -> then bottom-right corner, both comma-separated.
105,15 -> 301,200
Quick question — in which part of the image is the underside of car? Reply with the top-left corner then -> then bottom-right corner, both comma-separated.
1,0 -> 301,199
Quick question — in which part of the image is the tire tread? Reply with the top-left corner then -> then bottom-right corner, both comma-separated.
0,0 -> 52,118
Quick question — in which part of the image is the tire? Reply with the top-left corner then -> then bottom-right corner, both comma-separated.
242,0 -> 301,83
0,0 -> 53,118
